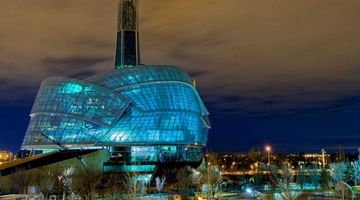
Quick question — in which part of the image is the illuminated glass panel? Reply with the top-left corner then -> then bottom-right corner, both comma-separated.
130,146 -> 157,162
107,146 -> 203,166
31,78 -> 130,127
86,65 -> 193,89
104,164 -> 155,172
96,108 -> 208,146
22,65 -> 210,152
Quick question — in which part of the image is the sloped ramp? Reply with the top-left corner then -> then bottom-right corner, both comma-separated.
0,149 -> 98,176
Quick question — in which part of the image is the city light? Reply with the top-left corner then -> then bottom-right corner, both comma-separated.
0,151 -> 13,163
246,188 -> 252,194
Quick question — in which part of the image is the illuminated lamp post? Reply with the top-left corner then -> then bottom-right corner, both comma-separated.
196,171 -> 200,196
58,176 -> 62,196
148,174 -> 152,198
266,146 -> 271,165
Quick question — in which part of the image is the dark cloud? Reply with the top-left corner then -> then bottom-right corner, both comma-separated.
297,95 -> 360,115
0,78 -> 8,85
74,37 -> 114,49
13,85 -> 38,91
1,0 -> 360,152
221,96 -> 243,103
168,49 -> 200,63
69,70 -> 97,79
187,70 -> 208,78
1,0 -> 359,115
43,57 -> 110,73
262,100 -> 279,105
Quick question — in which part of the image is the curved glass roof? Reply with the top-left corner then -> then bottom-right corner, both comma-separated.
22,65 -> 210,149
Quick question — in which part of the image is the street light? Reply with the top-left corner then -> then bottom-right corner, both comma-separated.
58,176 -> 62,196
246,188 -> 253,197
246,188 -> 252,194
196,171 -> 200,196
148,174 -> 152,198
266,146 -> 271,164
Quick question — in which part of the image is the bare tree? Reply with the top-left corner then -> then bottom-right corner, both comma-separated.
269,164 -> 301,200
11,168 -> 33,194
330,162 -> 346,200
319,167 -> 331,190
1,168 -> 55,195
34,170 -> 55,197
104,172 -> 122,199
308,165 -> 320,188
201,166 -> 221,199
176,167 -> 197,200
330,163 -> 345,183
62,167 -> 75,194
41,171 -> 55,197
253,169 -> 265,190
330,148 -> 348,200
155,176 -> 166,193
122,172 -> 147,200
139,177 -> 147,195
72,170 -> 102,199
296,165 -> 306,190
194,170 -> 203,196
352,160 -> 360,186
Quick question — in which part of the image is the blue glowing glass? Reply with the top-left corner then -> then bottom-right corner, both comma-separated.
21,66 -> 210,153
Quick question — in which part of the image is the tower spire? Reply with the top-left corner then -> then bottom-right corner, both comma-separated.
114,0 -> 140,69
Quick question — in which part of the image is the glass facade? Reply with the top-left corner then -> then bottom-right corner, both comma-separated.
22,65 -> 210,152
19,1 -> 209,172
114,31 -> 139,69
114,0 -> 140,69
105,146 -> 203,172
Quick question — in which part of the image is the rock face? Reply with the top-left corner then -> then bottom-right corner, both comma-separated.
335,182 -> 354,200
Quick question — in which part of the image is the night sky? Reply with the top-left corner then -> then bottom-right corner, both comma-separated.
1,0 -> 360,154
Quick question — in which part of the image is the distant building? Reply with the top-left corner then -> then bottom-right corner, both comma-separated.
0,151 -> 14,164
206,151 -> 335,172
304,153 -> 324,158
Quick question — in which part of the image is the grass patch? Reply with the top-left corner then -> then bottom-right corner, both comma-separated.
352,186 -> 360,195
